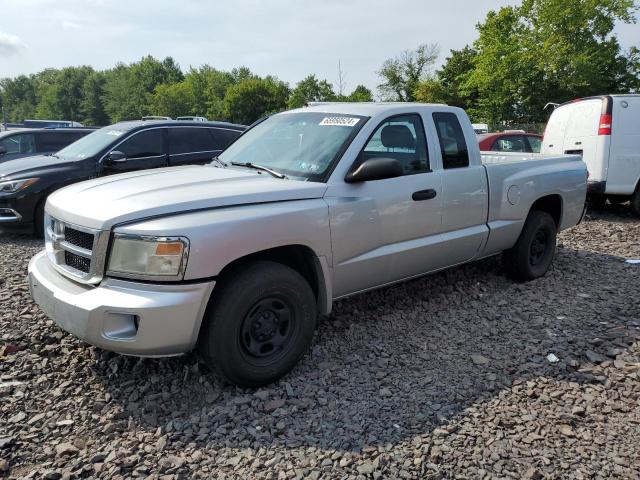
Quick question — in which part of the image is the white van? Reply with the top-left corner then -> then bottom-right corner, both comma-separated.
541,94 -> 640,214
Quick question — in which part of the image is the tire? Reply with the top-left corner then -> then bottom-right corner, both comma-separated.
198,261 -> 317,387
588,195 -> 606,209
607,196 -> 628,206
503,210 -> 557,282
631,186 -> 640,217
33,201 -> 45,238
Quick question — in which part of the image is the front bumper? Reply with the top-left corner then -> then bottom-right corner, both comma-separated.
0,195 -> 38,226
28,250 -> 215,356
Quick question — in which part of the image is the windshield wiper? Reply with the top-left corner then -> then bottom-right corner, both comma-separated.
230,162 -> 286,179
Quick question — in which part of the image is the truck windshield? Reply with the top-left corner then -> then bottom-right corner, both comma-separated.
56,126 -> 128,160
217,112 -> 367,181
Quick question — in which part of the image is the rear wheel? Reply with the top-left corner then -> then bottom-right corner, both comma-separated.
607,196 -> 628,206
503,210 -> 557,282
588,195 -> 606,210
198,261 -> 317,387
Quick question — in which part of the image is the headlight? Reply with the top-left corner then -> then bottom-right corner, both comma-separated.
107,234 -> 189,280
0,178 -> 38,194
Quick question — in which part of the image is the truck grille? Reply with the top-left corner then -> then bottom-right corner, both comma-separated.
64,227 -> 95,251
45,216 -> 109,284
64,251 -> 91,273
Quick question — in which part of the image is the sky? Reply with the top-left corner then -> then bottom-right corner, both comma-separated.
0,0 -> 638,95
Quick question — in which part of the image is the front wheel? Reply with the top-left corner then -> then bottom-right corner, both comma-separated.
503,210 -> 557,282
198,261 -> 317,387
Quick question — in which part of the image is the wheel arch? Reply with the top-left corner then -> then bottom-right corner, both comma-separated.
214,244 -> 332,316
529,194 -> 563,228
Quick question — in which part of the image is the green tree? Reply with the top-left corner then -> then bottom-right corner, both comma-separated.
625,46 -> 640,91
35,66 -> 94,121
224,77 -> 289,125
102,56 -> 184,122
80,72 -> 109,126
377,43 -> 440,101
0,74 -> 38,122
462,0 -> 638,124
184,66 -> 235,120
148,82 -> 194,118
346,84 -> 373,102
288,74 -> 336,108
413,79 -> 450,104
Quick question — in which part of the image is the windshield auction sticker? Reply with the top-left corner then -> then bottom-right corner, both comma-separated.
319,117 -> 360,127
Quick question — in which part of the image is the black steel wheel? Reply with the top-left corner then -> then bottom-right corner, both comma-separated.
504,210 -> 557,282
240,296 -> 296,362
198,261 -> 317,387
529,229 -> 548,267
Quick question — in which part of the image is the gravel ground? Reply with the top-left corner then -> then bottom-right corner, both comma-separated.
1,206 -> 639,479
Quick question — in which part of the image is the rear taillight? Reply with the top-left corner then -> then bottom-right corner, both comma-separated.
598,114 -> 612,135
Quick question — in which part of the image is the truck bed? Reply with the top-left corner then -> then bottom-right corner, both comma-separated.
480,152 -> 579,165
478,151 -> 586,258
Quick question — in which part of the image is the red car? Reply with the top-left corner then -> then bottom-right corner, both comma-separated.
478,132 -> 542,153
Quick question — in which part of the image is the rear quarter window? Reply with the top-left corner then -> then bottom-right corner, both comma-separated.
432,112 -> 469,169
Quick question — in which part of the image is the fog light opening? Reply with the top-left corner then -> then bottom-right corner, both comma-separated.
103,312 -> 139,341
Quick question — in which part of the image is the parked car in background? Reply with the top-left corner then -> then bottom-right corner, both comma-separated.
23,119 -> 84,128
478,132 -> 543,153
472,123 -> 489,134
0,119 -> 245,235
177,116 -> 208,122
28,103 -> 587,387
541,94 -> 640,215
0,128 -> 95,163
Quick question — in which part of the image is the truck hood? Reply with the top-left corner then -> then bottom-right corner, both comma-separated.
47,165 -> 328,230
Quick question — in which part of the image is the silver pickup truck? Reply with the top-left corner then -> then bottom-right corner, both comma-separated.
28,103 -> 587,387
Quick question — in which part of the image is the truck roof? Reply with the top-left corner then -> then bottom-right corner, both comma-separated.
288,102 -> 452,119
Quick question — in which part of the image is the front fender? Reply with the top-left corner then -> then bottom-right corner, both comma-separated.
112,199 -> 333,282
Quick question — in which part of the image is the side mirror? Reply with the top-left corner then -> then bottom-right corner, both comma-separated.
106,150 -> 126,164
0,146 -> 6,156
345,157 -> 403,183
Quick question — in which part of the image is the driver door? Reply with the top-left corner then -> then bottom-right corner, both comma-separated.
326,113 -> 444,297
102,128 -> 168,174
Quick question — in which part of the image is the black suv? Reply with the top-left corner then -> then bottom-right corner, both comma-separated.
0,128 -> 96,163
0,120 -> 245,235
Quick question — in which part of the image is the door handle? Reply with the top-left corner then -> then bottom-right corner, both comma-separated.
412,189 -> 437,201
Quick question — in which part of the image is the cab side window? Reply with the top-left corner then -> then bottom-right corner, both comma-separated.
119,129 -> 164,159
362,114 -> 429,175
432,112 -> 469,169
